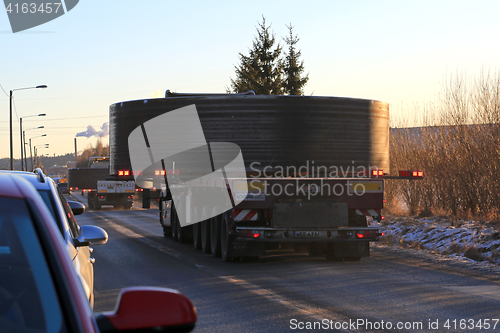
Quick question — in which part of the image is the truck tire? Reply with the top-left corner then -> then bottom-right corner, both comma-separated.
210,215 -> 222,257
171,207 -> 178,241
93,196 -> 101,210
193,222 -> 202,250
177,219 -> 189,244
220,212 -> 235,262
162,225 -> 172,238
201,219 -> 211,253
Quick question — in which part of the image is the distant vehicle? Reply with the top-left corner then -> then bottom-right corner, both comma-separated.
0,173 -> 197,332
0,169 -> 107,308
58,181 -> 71,194
68,157 -> 135,210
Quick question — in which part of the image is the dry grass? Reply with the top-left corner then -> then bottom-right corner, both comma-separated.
464,246 -> 484,261
386,70 -> 500,220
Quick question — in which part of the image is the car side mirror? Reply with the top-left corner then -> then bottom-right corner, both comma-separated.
68,200 -> 85,216
95,287 -> 197,333
74,225 -> 108,247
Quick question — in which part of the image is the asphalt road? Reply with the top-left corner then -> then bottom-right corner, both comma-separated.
70,194 -> 500,333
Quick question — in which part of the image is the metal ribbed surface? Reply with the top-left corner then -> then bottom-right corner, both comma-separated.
109,95 -> 389,176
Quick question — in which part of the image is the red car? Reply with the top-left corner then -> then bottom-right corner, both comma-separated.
0,173 -> 197,332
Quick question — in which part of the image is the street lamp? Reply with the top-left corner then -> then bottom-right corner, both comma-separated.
23,126 -> 44,171
20,113 -> 46,170
9,85 -> 48,170
28,134 -> 47,171
33,144 -> 49,169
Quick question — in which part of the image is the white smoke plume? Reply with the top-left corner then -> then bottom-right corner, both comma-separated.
76,122 -> 109,138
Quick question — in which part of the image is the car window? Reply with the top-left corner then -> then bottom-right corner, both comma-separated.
37,189 -> 58,221
0,197 -> 67,332
57,189 -> 80,238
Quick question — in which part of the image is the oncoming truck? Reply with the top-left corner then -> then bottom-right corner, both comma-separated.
109,91 -> 423,262
68,157 -> 135,210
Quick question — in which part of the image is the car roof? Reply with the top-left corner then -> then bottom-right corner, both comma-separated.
0,170 -> 54,191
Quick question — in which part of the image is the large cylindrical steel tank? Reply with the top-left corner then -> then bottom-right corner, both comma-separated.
109,93 -> 389,177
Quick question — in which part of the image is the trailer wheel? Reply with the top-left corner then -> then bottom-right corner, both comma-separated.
210,215 -> 222,257
177,219 -> 189,244
201,219 -> 211,253
221,212 -> 235,262
94,196 -> 101,210
162,225 -> 172,238
193,222 -> 202,250
171,207 -> 178,241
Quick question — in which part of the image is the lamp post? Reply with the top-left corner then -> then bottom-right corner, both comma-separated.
20,113 -> 46,170
28,134 -> 47,171
9,85 -> 48,170
33,144 -> 49,169
23,125 -> 44,170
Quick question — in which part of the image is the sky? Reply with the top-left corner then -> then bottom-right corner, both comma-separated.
1,0 -> 500,161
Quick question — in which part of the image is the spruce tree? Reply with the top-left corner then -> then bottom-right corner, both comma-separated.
282,24 -> 309,95
229,17 -> 283,95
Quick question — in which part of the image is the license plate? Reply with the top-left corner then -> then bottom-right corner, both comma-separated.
294,231 -> 320,238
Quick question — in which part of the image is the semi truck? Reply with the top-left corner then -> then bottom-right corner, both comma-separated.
108,91 -> 423,262
67,157 -> 135,210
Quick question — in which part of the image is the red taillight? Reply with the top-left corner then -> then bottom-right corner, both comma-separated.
124,170 -> 130,176
155,170 -> 160,176
69,187 -> 73,190
381,216 -> 385,220
238,230 -> 260,238
399,170 -> 411,177
118,170 -> 124,176
356,230 -> 379,239
399,170 -> 423,179
371,169 -> 384,177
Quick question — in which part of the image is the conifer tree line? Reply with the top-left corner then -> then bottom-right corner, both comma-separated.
229,16 -> 309,95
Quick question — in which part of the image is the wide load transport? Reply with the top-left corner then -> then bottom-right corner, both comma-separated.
109,91 -> 422,262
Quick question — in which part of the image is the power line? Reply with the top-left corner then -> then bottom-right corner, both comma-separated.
0,84 -> 9,97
